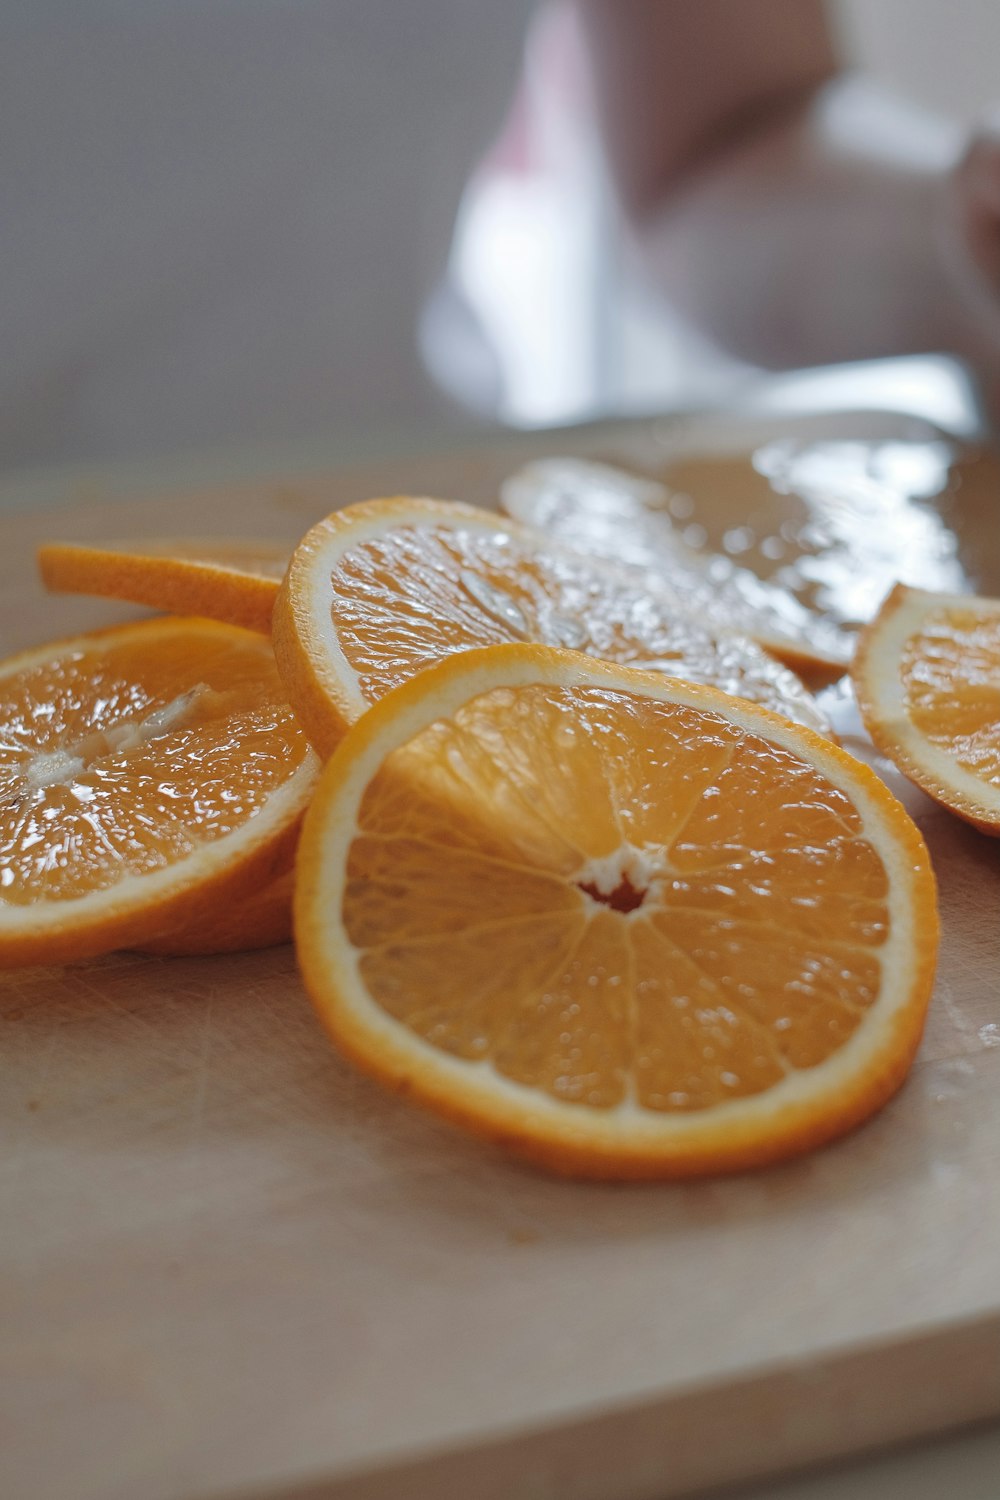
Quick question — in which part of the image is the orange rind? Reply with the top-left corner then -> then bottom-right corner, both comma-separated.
38,537 -> 290,633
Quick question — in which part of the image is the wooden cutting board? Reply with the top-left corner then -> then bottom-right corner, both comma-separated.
3,415 -> 1000,1500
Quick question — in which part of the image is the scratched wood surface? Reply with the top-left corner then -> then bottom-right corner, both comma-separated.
2,413 -> 1000,1500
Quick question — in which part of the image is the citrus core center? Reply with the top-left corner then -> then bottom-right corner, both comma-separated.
576,871 -> 646,913
22,685 -> 211,791
573,844 -> 664,917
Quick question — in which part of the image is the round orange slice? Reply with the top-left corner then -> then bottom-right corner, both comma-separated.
853,583 -> 1000,834
272,496 -> 831,758
500,458 -> 853,671
38,537 -> 290,633
0,617 -> 317,966
295,643 -> 938,1179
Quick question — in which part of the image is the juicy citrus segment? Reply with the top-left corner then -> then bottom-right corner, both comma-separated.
500,459 -> 853,670
853,584 -> 1000,833
272,495 -> 832,758
38,538 -> 290,633
296,643 -> 938,1179
0,617 -> 318,965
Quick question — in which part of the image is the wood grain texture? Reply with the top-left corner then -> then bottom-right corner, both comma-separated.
2,417 -> 1000,1500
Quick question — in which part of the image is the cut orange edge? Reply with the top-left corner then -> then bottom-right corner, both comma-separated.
38,539 -> 289,634
853,582 -> 1000,835
134,859 -> 296,957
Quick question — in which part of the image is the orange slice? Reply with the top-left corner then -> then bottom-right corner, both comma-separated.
0,617 -> 317,966
295,643 -> 938,1179
38,537 -> 290,633
655,440 -> 967,630
500,459 -> 852,671
272,496 -> 831,758
853,584 -> 1000,834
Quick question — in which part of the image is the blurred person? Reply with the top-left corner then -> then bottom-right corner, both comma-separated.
577,0 -> 1000,410
4,1 -> 1000,473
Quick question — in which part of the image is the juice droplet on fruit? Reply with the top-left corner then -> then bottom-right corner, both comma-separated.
458,571 -> 529,637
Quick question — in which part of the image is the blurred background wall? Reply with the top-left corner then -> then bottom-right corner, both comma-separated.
836,0 -> 1000,124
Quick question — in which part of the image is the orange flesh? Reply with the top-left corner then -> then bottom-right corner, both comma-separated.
326,521 -> 830,734
0,626 -> 308,907
901,606 -> 1000,783
343,683 -> 889,1113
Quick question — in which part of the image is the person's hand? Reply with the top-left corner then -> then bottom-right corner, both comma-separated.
950,121 -> 1000,307
945,121 -> 1000,414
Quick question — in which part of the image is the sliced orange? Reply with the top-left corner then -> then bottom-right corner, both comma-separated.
853,584 -> 1000,834
38,537 -> 290,633
0,617 -> 317,966
295,643 -> 938,1179
501,458 -> 853,671
272,496 -> 831,758
654,440 -> 967,631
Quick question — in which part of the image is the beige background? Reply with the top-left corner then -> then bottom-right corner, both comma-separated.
837,0 -> 1000,122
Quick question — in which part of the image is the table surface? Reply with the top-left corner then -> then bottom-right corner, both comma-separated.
728,1423 -> 1000,1500
3,379 -> 1000,1500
